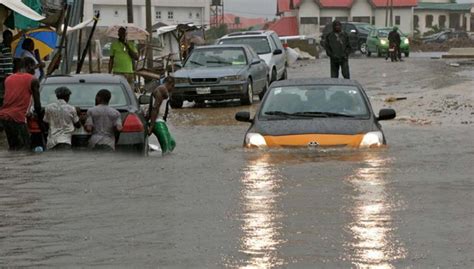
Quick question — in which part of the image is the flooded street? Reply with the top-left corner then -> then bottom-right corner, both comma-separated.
1,55 -> 473,267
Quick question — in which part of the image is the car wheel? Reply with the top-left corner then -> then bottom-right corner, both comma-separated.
259,77 -> 269,100
376,47 -> 382,57
271,68 -> 277,82
360,43 -> 367,54
279,68 -> 288,81
367,49 -> 372,57
170,98 -> 183,109
405,52 -> 409,57
241,79 -> 253,105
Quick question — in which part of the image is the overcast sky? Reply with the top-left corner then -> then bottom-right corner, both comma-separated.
223,0 -> 277,19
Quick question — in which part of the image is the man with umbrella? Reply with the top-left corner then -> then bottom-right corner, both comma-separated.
109,27 -> 139,89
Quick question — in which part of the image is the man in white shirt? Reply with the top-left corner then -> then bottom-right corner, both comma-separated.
20,38 -> 44,80
43,87 -> 81,150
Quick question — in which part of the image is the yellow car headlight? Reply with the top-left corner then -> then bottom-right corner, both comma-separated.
360,131 -> 384,148
245,133 -> 267,148
404,39 -> 410,45
380,39 -> 387,45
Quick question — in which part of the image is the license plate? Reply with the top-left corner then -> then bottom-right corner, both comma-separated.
196,87 -> 211,95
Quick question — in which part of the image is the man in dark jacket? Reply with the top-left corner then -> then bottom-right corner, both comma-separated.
325,20 -> 352,79
388,26 -> 402,61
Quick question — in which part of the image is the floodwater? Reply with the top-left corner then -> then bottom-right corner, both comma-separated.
1,113 -> 473,267
1,56 -> 473,267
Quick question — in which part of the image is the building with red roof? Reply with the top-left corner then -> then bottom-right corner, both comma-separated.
275,0 -> 420,37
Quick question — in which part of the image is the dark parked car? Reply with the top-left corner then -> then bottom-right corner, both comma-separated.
320,22 -> 374,54
28,74 -> 150,155
421,30 -> 469,44
235,78 -> 396,148
171,45 -> 269,108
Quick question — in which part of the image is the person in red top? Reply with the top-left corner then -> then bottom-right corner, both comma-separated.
0,57 -> 41,150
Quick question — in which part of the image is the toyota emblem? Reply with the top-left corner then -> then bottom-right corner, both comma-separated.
308,141 -> 320,147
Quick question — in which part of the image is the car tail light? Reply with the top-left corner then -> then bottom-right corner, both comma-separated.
122,113 -> 144,132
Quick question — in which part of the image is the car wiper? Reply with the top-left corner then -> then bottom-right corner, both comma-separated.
206,60 -> 232,65
264,111 -> 292,116
292,111 -> 356,118
189,60 -> 204,66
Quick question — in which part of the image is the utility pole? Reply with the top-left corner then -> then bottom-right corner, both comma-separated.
385,0 -> 389,27
390,0 -> 394,26
127,0 -> 134,23
146,0 -> 153,69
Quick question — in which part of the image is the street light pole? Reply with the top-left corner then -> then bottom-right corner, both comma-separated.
127,0 -> 134,23
146,0 -> 153,69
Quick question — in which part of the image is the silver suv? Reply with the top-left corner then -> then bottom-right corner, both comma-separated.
218,31 -> 287,83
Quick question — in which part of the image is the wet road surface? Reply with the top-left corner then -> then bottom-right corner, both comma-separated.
1,55 -> 473,268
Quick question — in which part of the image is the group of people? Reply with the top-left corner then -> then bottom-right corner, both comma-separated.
0,26 -> 175,153
0,56 -> 121,151
325,20 -> 404,79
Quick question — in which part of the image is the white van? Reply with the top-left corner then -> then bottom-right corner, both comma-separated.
218,31 -> 288,82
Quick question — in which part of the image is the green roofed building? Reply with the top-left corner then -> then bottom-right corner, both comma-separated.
414,1 -> 473,34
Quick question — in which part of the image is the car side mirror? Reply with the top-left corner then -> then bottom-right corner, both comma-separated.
273,49 -> 283,55
377,109 -> 396,121
138,94 -> 151,105
235,111 -> 252,122
251,58 -> 261,65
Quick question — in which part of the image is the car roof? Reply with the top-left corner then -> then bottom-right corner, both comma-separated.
221,30 -> 274,38
270,78 -> 363,88
195,44 -> 251,50
42,73 -> 127,84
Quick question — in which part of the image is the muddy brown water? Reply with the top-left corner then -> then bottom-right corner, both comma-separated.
1,56 -> 473,267
1,114 -> 473,268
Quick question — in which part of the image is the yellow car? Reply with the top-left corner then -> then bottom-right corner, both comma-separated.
235,78 -> 396,148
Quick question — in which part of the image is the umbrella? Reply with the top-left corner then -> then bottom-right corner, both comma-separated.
106,24 -> 149,41
11,27 -> 58,59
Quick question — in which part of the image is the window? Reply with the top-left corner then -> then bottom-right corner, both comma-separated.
414,15 -> 419,28
168,11 -> 174,19
219,37 -> 271,54
155,11 -> 161,19
271,34 -> 284,50
300,17 -> 319,25
320,17 -> 332,27
371,16 -> 375,25
189,12 -> 193,19
345,24 -> 357,34
395,16 -> 400,25
196,12 -> 200,18
352,16 -> 370,23
426,15 -> 433,28
336,16 -> 348,22
439,15 -> 446,28
114,10 -> 119,17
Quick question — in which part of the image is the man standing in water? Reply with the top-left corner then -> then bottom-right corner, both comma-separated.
43,87 -> 81,150
109,27 -> 139,90
325,20 -> 352,79
0,58 -> 41,150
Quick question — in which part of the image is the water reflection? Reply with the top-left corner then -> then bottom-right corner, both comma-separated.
346,153 -> 406,268
239,153 -> 285,268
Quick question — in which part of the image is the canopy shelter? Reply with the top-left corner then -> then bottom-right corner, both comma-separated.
0,0 -> 45,30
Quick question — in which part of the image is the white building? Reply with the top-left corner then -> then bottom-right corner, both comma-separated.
276,0 -> 417,36
84,0 -> 211,28
414,0 -> 473,34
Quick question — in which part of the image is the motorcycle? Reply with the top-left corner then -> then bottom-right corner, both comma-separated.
388,42 -> 398,62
